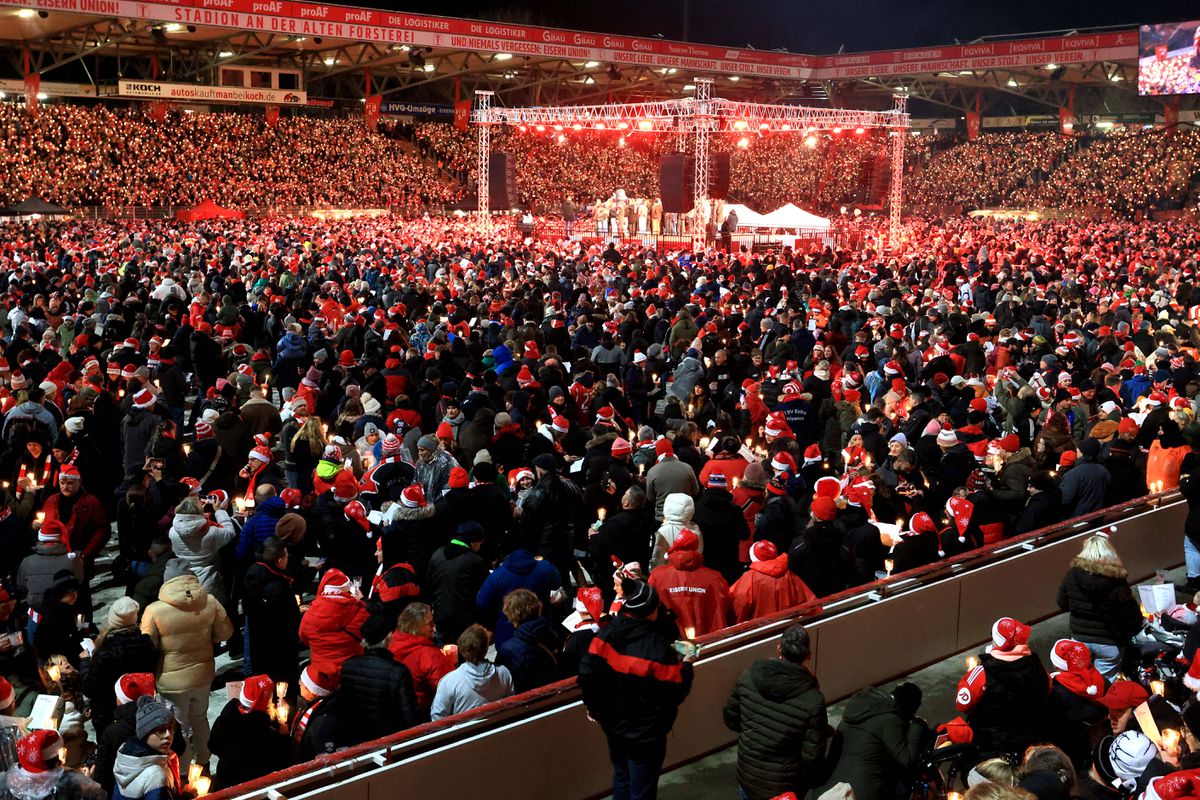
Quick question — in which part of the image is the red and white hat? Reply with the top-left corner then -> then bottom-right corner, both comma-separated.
300,665 -> 339,698
239,674 -> 276,714
595,406 -> 615,423
16,729 -> 63,773
344,500 -> 370,532
381,433 -> 402,455
749,540 -> 778,563
611,437 -> 632,457
1183,650 -> 1200,692
58,465 -> 80,481
909,512 -> 938,535
253,432 -> 272,449
803,444 -> 822,464
770,451 -> 796,475
551,415 -> 570,434
1143,770 -> 1200,800
132,388 -> 156,409
990,617 -> 1031,653
249,445 -> 272,464
401,484 -> 426,508
195,421 -> 214,440
813,476 -> 841,500
946,496 -> 974,542
764,412 -> 792,440
37,520 -> 67,544
114,673 -> 156,705
846,483 -> 873,514
332,471 -> 359,502
655,438 -> 675,461
280,488 -> 302,508
180,477 -> 201,496
0,676 -> 13,709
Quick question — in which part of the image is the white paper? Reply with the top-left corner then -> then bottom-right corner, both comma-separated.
1138,582 -> 1176,615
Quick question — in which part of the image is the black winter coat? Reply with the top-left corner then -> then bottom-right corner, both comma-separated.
788,521 -> 850,599
967,652 -> 1050,759
1056,561 -> 1143,646
817,688 -> 924,800
519,474 -> 583,567
424,542 -> 487,643
692,488 -> 751,585
1181,452 -> 1200,545
577,613 -> 693,745
337,648 -> 421,744
723,659 -> 828,800
755,496 -> 797,552
79,628 -> 158,734
242,561 -> 301,685
588,508 -> 654,607
292,694 -> 344,760
495,615 -> 562,693
208,700 -> 294,790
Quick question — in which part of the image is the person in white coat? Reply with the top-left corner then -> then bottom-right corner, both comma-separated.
649,493 -> 703,570
167,495 -> 237,605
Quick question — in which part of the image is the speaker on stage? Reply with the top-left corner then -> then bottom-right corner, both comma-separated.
488,153 -> 517,209
709,153 -> 732,200
659,153 -> 694,214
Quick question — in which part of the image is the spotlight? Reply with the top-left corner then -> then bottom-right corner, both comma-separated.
572,123 -> 582,131
804,135 -> 818,148
16,8 -> 36,17
780,123 -> 791,131
535,124 -> 545,132
616,121 -> 629,130
637,120 -> 653,131
732,119 -> 748,131
737,137 -> 750,149
831,127 -> 842,134
854,127 -> 865,135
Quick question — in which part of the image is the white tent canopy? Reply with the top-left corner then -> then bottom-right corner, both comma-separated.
760,203 -> 831,232
720,202 -> 830,232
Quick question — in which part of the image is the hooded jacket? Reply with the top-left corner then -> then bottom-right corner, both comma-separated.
817,687 -> 924,800
495,615 -> 563,693
299,569 -> 369,672
430,661 -> 515,721
648,543 -> 731,637
475,549 -> 562,647
388,633 -> 455,714
730,555 -> 818,623
723,659 -> 828,800
650,493 -> 703,569
168,509 -> 236,604
111,738 -> 178,800
16,540 -> 85,611
242,560 -> 301,684
140,574 -> 233,693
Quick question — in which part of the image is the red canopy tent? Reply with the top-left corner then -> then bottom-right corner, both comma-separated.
175,200 -> 245,222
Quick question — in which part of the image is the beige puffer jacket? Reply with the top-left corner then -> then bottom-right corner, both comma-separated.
140,574 -> 233,693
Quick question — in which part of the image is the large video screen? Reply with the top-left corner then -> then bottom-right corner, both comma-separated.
1140,21 -> 1200,95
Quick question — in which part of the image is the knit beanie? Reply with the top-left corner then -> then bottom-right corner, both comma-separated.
106,597 -> 139,630
135,695 -> 174,740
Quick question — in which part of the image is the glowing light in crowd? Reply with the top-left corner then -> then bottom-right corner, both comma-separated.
733,119 -> 749,131
637,119 -> 654,131
737,137 -> 750,149
804,135 -> 818,148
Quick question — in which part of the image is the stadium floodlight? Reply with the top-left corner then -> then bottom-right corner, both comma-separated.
219,50 -> 234,58
1006,78 -> 1018,87
729,76 -> 740,82
16,8 -> 36,17
423,63 -> 435,72
323,56 -> 336,66
1045,63 -> 1058,70
495,53 -> 512,61
584,61 -> 599,68
164,22 -> 183,32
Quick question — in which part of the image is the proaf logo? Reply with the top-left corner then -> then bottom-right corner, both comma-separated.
298,4 -> 329,18
344,9 -> 373,22
251,0 -> 282,13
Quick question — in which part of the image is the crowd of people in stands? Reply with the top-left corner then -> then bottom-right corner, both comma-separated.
0,97 -> 1199,800
0,105 -> 462,211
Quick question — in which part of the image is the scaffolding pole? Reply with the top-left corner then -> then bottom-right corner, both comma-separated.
474,90 -> 493,219
692,78 -> 713,216
889,93 -> 907,244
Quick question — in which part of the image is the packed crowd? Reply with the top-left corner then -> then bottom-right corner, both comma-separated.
0,106 -> 463,211
1138,53 -> 1200,96
0,203 -> 1197,800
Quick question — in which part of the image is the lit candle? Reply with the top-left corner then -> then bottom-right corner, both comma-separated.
684,626 -> 696,640
35,511 -> 45,526
275,681 -> 288,698
275,699 -> 289,725
597,507 -> 606,521
188,764 -> 203,786
966,656 -> 979,670
732,476 -> 739,489
193,776 -> 212,797
46,664 -> 60,683
183,443 -> 191,455
76,613 -> 85,630
294,594 -> 302,607
948,792 -> 963,800
234,497 -> 245,514
884,559 -> 894,576
1151,680 -> 1166,697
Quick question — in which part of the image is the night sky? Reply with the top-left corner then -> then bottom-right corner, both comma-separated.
374,0 -> 1200,53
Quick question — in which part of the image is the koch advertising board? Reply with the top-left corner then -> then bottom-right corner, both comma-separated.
115,79 -> 306,104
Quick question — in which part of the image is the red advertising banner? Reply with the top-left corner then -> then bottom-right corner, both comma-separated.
1059,107 -> 1074,135
965,111 -> 981,140
265,105 -> 279,127
23,73 -> 39,116
453,99 -> 471,131
364,94 -> 381,132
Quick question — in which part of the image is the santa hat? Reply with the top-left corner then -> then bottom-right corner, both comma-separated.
239,674 -> 276,714
249,445 -> 272,464
846,483 -> 873,514
510,468 -> 534,486
595,406 -> 615,424
253,432 -> 273,449
0,676 -> 13,710
655,438 -> 674,461
668,529 -> 700,554
436,421 -> 455,440
448,466 -> 469,489
280,487 -> 302,508
38,520 -> 67,544
551,416 -> 570,434
1183,650 -> 1200,692
1143,772 -> 1200,800
516,365 -> 535,386
114,673 -> 156,705
401,484 -> 426,508
803,444 -> 822,464
764,412 -> 792,440
611,437 -> 632,457
989,434 -> 1019,456
813,476 -> 842,500
320,569 -> 353,596
194,421 -> 214,440
344,500 -> 370,532
770,451 -> 796,475
332,470 -> 359,502
1050,639 -> 1103,696
300,665 -> 339,698
946,496 -> 974,541
132,388 -> 155,409
574,586 -> 604,623
990,617 -> 1031,653
909,512 -> 938,535
750,540 -> 778,563
16,729 -> 63,773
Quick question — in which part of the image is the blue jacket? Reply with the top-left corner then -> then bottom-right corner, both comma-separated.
275,331 -> 308,361
495,615 -> 562,693
236,495 -> 286,562
475,549 -> 561,646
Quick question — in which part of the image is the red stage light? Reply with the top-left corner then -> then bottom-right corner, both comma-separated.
535,124 -> 545,132
737,137 -> 750,149
780,123 -> 792,131
572,123 -> 583,131
804,135 -> 818,148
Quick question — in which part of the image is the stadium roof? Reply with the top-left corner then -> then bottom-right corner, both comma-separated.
0,0 -> 1162,115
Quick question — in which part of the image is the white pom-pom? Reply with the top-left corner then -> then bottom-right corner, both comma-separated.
1088,685 -> 1098,696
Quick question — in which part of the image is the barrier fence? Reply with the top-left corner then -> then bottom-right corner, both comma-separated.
210,490 -> 1186,800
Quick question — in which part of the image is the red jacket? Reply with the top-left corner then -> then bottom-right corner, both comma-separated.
729,555 -> 818,623
698,455 -> 748,489
42,490 -> 108,561
648,549 -> 731,637
388,632 -> 454,713
299,569 -> 369,671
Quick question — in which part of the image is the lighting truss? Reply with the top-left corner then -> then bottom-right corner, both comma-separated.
473,85 -> 911,241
